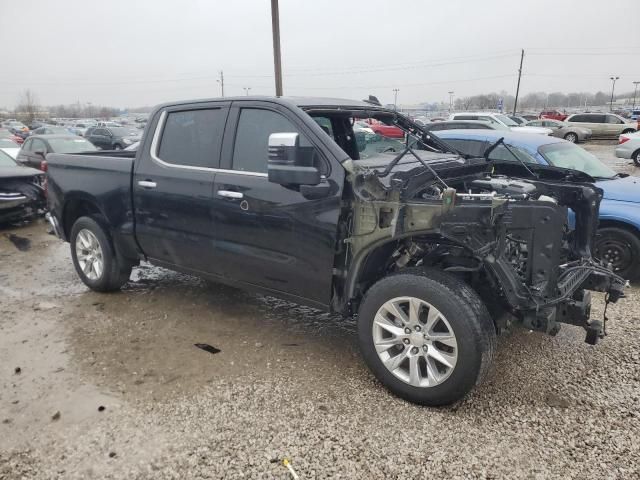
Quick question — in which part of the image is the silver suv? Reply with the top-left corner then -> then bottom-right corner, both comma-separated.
564,113 -> 637,139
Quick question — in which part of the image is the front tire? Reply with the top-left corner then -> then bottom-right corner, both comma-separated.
357,269 -> 496,406
70,216 -> 132,291
564,132 -> 578,143
594,227 -> 640,280
632,149 -> 640,167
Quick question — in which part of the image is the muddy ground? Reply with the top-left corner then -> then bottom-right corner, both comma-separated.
1,141 -> 639,479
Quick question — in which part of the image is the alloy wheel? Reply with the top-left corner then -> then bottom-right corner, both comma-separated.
372,296 -> 458,388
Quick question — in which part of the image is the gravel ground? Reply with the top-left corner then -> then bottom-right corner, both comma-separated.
1,140 -> 639,479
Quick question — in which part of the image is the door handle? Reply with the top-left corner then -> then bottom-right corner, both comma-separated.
138,180 -> 157,189
217,190 -> 243,199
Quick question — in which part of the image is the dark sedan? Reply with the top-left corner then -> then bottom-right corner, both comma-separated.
0,149 -> 45,224
16,135 -> 97,169
86,126 -> 141,150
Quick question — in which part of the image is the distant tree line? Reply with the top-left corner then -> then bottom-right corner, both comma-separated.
449,89 -> 637,113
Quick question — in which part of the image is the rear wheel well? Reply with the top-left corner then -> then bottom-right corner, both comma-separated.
622,128 -> 636,135
62,199 -> 102,239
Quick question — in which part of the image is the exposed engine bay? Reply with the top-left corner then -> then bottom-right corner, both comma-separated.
333,113 -> 626,344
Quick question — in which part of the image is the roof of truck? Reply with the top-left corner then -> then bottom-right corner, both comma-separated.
152,96 -> 389,111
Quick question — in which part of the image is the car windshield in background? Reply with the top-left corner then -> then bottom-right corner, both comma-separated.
48,138 -> 97,153
109,127 -> 139,137
538,142 -> 616,179
0,149 -> 18,166
495,114 -> 519,126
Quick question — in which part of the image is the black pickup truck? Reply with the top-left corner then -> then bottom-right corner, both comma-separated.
46,96 -> 625,405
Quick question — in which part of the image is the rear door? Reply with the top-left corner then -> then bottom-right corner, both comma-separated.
210,101 -> 344,307
133,101 -> 230,274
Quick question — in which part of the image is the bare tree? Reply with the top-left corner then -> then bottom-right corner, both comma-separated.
16,89 -> 40,123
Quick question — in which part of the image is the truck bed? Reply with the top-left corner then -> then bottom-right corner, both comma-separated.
46,152 -> 137,257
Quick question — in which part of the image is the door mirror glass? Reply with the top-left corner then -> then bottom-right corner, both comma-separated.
267,132 -> 320,185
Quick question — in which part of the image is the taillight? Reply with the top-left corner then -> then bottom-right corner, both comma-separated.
40,161 -> 48,197
619,137 -> 630,144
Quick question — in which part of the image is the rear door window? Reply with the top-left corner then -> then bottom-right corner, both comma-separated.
158,108 -> 227,168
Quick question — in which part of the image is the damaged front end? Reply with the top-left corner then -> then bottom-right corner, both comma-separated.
342,149 -> 626,345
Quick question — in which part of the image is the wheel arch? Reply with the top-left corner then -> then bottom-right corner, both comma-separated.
61,193 -> 106,240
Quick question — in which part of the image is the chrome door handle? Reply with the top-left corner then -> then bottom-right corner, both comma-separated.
217,190 -> 243,199
138,180 -> 157,188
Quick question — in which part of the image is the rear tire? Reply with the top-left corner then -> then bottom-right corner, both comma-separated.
632,149 -> 640,167
594,227 -> 640,280
70,215 -> 132,291
357,268 -> 496,406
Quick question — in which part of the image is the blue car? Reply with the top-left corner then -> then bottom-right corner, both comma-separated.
436,130 -> 640,279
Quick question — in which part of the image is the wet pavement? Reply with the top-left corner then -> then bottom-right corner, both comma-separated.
1,141 -> 640,478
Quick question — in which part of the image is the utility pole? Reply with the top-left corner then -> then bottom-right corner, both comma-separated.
270,0 -> 283,96
609,76 -> 619,111
218,70 -> 225,97
393,88 -> 399,110
448,91 -> 454,113
243,87 -> 252,96
633,81 -> 640,109
512,49 -> 524,115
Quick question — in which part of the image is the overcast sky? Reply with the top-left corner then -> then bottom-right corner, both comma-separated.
1,0 -> 638,109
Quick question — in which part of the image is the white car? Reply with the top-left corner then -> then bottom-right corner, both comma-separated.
0,138 -> 20,159
450,112 -> 553,135
615,132 -> 640,166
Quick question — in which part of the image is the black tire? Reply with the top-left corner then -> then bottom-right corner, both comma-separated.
622,129 -> 636,135
70,215 -> 132,292
632,149 -> 640,167
594,227 -> 640,280
113,144 -> 122,150
357,268 -> 496,406
563,132 -> 578,143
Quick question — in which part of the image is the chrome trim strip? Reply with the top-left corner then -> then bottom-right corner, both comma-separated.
149,110 -> 268,178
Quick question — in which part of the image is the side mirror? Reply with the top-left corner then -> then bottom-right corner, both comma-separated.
267,132 -> 320,185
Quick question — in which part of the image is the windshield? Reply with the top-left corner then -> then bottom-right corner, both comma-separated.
110,127 -> 139,137
538,142 -> 616,179
0,149 -> 17,166
495,114 -> 519,126
48,137 -> 97,153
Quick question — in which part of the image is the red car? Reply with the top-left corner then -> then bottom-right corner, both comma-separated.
539,110 -> 568,121
365,119 -> 404,138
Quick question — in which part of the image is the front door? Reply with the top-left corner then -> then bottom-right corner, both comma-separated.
133,102 -> 230,274
211,103 -> 343,306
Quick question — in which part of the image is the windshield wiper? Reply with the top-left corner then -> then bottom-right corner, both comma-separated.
483,137 -> 538,179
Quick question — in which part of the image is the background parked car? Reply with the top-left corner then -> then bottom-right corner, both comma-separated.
525,118 -> 592,143
629,109 -> 640,121
437,129 -> 640,279
0,149 -> 45,225
449,112 -> 553,135
0,128 -> 24,145
421,119 -> 507,132
0,138 -> 20,159
32,126 -> 71,135
86,126 -> 141,150
507,115 -> 529,125
564,112 -> 637,139
17,135 -> 97,169
616,132 -> 640,166
363,118 -> 404,138
539,110 -> 568,121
